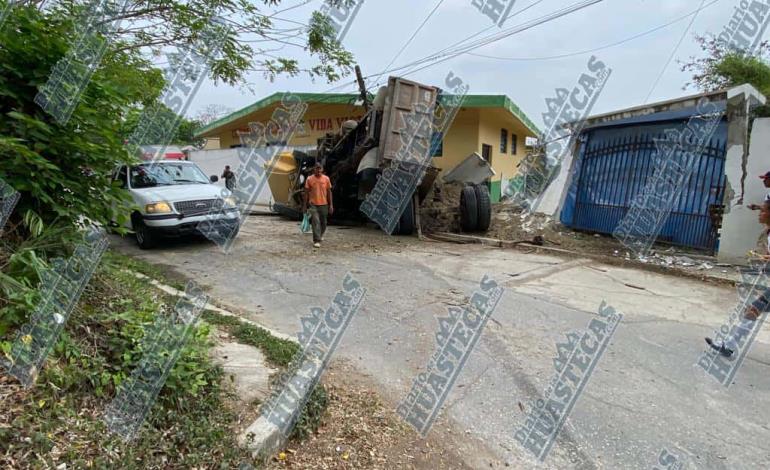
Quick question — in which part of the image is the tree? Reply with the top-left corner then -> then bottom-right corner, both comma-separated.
0,6 -> 163,237
195,104 -> 235,126
47,0 -> 357,86
681,34 -> 770,97
120,105 -> 206,148
0,0 -> 356,239
175,118 -> 206,148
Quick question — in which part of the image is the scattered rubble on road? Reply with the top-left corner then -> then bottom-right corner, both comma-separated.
416,198 -> 743,284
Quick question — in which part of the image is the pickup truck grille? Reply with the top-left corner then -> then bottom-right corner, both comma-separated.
174,199 -> 221,216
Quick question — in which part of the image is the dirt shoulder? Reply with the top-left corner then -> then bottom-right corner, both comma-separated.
265,359 -> 476,470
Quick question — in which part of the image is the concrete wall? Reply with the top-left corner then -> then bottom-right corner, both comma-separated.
189,149 -> 274,209
537,84 -> 770,264
718,104 -> 770,265
534,138 -> 580,217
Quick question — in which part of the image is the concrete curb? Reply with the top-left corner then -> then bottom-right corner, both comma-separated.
129,271 -> 297,343
240,417 -> 283,460
127,270 -> 297,460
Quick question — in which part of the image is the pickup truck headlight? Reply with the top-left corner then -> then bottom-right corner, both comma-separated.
145,202 -> 172,214
223,196 -> 238,209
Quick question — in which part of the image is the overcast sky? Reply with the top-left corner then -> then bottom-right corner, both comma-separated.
188,0 -> 741,127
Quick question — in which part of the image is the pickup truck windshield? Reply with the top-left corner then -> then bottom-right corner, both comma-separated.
130,163 -> 208,188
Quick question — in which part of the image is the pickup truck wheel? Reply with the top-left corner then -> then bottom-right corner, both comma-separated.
132,215 -> 157,249
474,184 -> 491,232
396,197 -> 415,235
460,185 -> 478,232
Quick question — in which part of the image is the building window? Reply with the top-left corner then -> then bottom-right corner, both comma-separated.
430,131 -> 443,157
482,144 -> 492,162
500,129 -> 508,153
511,134 -> 517,155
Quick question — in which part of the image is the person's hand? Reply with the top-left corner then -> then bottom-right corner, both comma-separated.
746,305 -> 761,321
329,205 -> 334,216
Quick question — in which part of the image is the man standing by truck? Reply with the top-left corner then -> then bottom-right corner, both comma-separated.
303,163 -> 333,248
222,165 -> 236,191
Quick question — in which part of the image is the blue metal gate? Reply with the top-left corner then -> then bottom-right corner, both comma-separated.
561,118 -> 727,252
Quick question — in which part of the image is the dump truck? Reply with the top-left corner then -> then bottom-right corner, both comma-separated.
266,74 -> 492,235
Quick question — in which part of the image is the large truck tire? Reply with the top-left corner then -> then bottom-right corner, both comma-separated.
474,184 -> 491,232
395,196 -> 415,235
460,185 -> 478,232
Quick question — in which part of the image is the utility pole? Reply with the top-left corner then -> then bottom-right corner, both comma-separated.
355,65 -> 370,111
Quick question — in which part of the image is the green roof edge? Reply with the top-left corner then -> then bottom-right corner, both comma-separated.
196,92 -> 541,137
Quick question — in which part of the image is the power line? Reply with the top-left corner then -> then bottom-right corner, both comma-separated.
465,0 -> 722,62
369,0 -> 549,88
643,0 -> 708,104
368,0 -> 447,87
388,0 -> 605,81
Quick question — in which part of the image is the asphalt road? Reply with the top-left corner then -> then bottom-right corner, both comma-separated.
112,215 -> 770,469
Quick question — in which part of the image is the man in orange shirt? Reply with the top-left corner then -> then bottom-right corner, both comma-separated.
302,163 -> 334,248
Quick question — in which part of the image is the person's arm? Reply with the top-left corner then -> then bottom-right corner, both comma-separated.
327,180 -> 334,215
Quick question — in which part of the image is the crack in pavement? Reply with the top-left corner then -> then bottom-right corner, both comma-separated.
502,259 -> 592,288
581,391 -> 641,417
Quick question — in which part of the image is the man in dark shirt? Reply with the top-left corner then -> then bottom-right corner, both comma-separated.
222,165 -> 236,191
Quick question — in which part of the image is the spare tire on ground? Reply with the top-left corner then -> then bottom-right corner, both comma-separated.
474,184 -> 491,232
460,185 -> 478,232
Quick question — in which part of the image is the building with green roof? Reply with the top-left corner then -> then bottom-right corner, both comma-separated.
195,92 -> 540,202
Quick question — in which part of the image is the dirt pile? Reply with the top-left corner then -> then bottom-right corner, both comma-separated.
418,181 -> 464,233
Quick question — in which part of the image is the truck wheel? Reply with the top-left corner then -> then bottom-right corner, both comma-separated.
132,214 -> 157,249
474,184 -> 491,232
396,197 -> 415,235
460,185 -> 478,232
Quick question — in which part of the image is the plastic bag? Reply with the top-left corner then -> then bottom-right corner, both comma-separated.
300,213 -> 311,234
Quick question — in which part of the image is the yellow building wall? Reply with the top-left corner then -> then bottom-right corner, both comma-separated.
478,108 -> 536,201
213,103 -> 365,149
203,137 -> 220,150
431,107 -> 479,174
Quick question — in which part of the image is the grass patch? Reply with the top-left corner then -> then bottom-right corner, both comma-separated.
202,310 -> 298,367
1,251 -> 256,468
201,310 -> 330,441
103,250 -> 188,292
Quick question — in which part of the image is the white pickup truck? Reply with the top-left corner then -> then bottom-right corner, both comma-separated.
112,160 -> 240,249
